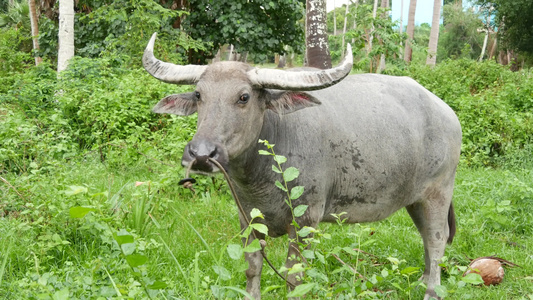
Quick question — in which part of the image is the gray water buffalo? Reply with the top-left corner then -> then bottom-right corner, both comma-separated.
143,33 -> 461,300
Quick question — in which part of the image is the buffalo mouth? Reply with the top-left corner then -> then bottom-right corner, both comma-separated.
181,139 -> 228,174
182,156 -> 224,174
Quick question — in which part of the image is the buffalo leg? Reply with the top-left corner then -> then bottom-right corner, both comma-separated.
406,187 -> 453,300
242,225 -> 265,300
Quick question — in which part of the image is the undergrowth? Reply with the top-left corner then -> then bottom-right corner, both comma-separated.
1,48 -> 532,299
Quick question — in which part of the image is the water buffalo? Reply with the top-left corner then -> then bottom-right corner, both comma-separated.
143,33 -> 461,300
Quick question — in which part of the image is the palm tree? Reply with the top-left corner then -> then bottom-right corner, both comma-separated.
57,0 -> 74,73
403,0 -> 417,63
306,0 -> 332,69
28,0 -> 42,65
426,0 -> 441,66
0,1 -> 30,30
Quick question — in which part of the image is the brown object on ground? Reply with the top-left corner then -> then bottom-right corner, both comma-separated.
462,255 -> 520,286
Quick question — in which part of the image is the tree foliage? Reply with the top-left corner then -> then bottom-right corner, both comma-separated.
182,0 -> 305,63
438,3 -> 484,62
477,0 -> 533,55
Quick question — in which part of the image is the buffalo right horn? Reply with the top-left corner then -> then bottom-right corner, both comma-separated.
143,32 -> 207,85
247,44 -> 353,91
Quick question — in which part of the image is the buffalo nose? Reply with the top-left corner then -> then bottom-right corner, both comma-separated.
183,138 -> 227,173
188,142 -> 218,160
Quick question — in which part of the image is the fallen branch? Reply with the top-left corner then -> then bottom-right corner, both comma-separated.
331,253 -> 366,279
0,175 -> 26,201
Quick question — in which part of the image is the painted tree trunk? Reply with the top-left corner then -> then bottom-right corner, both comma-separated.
306,0 -> 332,69
426,0 -> 441,66
28,0 -> 42,66
404,0 -> 417,63
57,0 -> 75,73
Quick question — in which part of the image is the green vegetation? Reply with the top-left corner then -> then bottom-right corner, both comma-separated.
1,1 -> 532,298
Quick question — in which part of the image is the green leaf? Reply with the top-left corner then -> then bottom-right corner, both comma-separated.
302,249 -> 315,260
250,223 -> 269,235
274,155 -> 287,164
52,288 -> 69,300
227,244 -> 243,260
297,226 -> 315,237
64,185 -> 88,196
243,239 -> 262,253
293,204 -> 308,217
147,281 -> 168,290
258,150 -> 271,156
125,254 -> 148,267
250,208 -> 264,220
290,186 -> 305,200
400,266 -> 420,275
461,272 -> 484,285
213,265 -> 232,281
272,165 -> 282,173
434,285 -> 448,298
283,167 -> 299,182
286,283 -> 315,297
69,206 -> 96,218
121,243 -> 136,256
275,180 -> 287,192
113,231 -> 134,246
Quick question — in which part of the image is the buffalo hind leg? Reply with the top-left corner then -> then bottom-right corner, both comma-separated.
406,188 -> 454,300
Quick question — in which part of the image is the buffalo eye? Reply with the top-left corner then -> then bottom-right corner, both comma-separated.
238,93 -> 250,104
194,91 -> 201,100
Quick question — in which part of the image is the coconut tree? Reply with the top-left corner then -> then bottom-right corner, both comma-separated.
426,0 -> 441,66
403,0 -> 417,63
306,0 -> 332,69
28,0 -> 42,65
57,0 -> 74,73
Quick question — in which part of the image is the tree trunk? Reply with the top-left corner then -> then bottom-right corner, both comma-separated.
479,10 -> 491,62
333,0 -> 337,35
306,0 -> 332,69
403,0 -> 416,63
57,0 -> 75,73
28,0 -> 42,66
341,3 -> 349,58
377,0 -> 389,73
425,0 -> 441,66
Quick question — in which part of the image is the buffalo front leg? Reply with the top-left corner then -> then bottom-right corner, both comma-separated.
242,226 -> 265,300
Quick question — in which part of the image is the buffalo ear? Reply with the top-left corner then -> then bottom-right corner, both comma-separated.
266,90 -> 321,115
152,93 -> 197,116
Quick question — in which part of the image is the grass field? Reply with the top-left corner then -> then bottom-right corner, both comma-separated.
1,150 -> 532,299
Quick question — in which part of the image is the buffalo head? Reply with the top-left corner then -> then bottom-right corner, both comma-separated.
143,33 -> 352,173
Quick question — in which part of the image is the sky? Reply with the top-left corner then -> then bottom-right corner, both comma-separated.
326,0 -> 442,27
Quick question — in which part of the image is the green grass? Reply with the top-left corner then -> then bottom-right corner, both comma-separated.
1,149 -> 532,299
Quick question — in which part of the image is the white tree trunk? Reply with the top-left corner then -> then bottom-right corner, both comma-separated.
368,0 -> 378,55
479,12 -> 491,62
28,0 -> 42,66
426,0 -> 441,66
333,0 -> 337,35
341,3 -> 349,58
57,0 -> 75,73
377,0 -> 389,73
404,0 -> 417,63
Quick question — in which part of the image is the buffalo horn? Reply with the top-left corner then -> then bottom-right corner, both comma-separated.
247,44 -> 353,91
143,32 -> 207,84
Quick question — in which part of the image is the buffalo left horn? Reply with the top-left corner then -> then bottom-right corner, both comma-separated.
143,32 -> 207,85
247,44 -> 353,91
